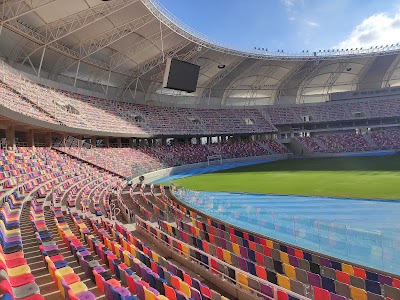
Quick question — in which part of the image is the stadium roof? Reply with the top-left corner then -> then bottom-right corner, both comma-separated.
1,0 -> 400,107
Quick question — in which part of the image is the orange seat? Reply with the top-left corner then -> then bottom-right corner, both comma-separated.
336,270 -> 350,284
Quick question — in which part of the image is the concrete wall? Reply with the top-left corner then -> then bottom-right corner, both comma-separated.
131,154 -> 291,183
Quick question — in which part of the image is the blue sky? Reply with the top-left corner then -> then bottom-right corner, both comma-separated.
158,0 -> 400,53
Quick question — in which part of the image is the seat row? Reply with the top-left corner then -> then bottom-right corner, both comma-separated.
136,216 -> 305,300
0,193 -> 43,299
30,198 -> 98,299
154,192 -> 400,300
83,212 -> 231,300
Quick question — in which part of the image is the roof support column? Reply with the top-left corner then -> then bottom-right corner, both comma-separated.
6,126 -> 15,149
74,60 -> 81,87
37,46 -> 46,78
26,129 -> 34,147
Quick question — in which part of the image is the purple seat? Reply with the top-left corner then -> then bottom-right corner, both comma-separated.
286,246 -> 295,256
320,257 -> 332,268
190,287 -> 202,300
75,291 -> 97,300
134,281 -> 145,300
115,286 -> 131,298
93,266 -> 106,274
238,257 -> 248,272
288,255 -> 299,268
219,238 -> 227,250
379,274 -> 392,286
330,293 -> 347,300
239,246 -> 249,260
260,282 -> 274,299
44,245 -> 58,252
307,272 -> 321,287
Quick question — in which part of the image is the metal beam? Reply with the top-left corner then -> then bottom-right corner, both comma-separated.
221,59 -> 265,103
271,62 -> 306,104
143,45 -> 205,102
17,0 -> 138,64
243,65 -> 279,98
198,57 -> 246,100
53,13 -> 155,75
295,60 -> 323,103
120,40 -> 190,92
36,0 -> 138,42
382,54 -> 400,88
86,27 -> 174,85
0,0 -> 57,24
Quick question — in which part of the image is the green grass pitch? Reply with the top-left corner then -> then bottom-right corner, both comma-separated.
171,155 -> 400,200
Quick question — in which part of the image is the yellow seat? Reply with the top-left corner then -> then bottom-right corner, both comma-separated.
350,286 -> 367,300
180,281 -> 191,298
144,287 -> 156,300
222,249 -> 232,264
265,239 -> 273,248
55,266 -> 74,279
342,263 -> 354,275
283,263 -> 296,280
129,244 -> 136,256
232,243 -> 241,256
152,252 -> 159,263
156,296 -> 169,300
277,273 -> 291,290
237,272 -> 249,291
123,251 -> 131,266
8,265 -> 30,277
63,230 -> 74,237
280,251 -> 289,264
69,281 -> 88,295
181,244 -> 189,258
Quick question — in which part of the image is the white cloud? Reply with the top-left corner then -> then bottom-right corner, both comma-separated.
288,17 -> 296,21
281,0 -> 296,9
306,21 -> 319,27
335,12 -> 400,49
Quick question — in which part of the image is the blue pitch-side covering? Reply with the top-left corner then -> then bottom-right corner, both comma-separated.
175,189 -> 400,275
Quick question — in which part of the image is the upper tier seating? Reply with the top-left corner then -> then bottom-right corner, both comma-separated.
59,140 -> 290,177
3,61 -> 400,136
298,129 -> 400,153
210,141 -> 270,159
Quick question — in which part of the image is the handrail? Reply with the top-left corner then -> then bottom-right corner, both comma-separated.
135,215 -> 310,300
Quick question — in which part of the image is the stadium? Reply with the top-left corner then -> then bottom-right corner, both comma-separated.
0,0 -> 399,299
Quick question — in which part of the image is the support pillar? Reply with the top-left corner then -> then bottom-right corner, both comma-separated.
44,132 -> 52,147
91,136 -> 97,147
162,138 -> 167,146
5,126 -> 15,149
129,138 -> 134,148
117,137 -> 122,148
27,129 -> 34,147
104,137 -> 110,148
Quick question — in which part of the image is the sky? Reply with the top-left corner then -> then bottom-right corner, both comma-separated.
158,0 -> 400,53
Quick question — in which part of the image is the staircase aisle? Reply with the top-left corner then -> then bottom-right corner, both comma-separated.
20,200 -> 105,299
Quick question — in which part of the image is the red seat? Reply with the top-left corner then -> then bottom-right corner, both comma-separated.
9,273 -> 35,287
313,286 -> 330,300
5,257 -> 26,268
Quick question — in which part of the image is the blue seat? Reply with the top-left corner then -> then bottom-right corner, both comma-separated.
366,279 -> 381,295
366,270 -> 379,282
331,260 -> 342,271
248,249 -> 256,262
321,275 -> 335,293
